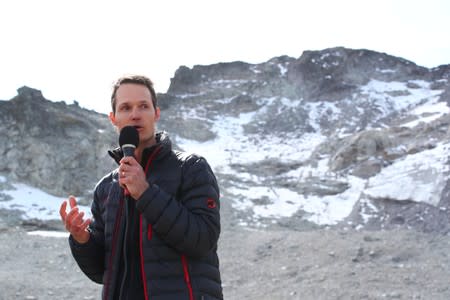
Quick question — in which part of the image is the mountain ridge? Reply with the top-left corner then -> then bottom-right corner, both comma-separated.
1,46 -> 449,233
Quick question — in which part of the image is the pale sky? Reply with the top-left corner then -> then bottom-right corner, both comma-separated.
0,0 -> 449,114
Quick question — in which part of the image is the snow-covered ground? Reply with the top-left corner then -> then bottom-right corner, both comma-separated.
0,177 -> 90,221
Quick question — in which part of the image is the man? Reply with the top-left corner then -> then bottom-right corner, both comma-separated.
60,75 -> 223,299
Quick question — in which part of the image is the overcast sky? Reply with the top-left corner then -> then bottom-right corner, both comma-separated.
0,0 -> 449,114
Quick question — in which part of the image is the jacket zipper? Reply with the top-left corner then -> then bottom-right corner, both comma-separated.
139,146 -> 162,300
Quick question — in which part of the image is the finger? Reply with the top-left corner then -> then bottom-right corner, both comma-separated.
59,201 -> 67,221
80,218 -> 91,230
69,195 -> 77,209
120,156 -> 137,166
65,207 -> 79,225
119,165 -> 128,177
72,218 -> 91,235
119,179 -> 128,191
120,175 -> 131,188
72,211 -> 85,226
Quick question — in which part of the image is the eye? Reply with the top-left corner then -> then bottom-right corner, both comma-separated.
119,104 -> 130,112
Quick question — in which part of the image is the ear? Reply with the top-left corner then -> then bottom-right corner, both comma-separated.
109,112 -> 117,126
155,107 -> 161,122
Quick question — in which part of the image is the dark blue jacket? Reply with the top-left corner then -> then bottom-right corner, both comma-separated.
69,132 -> 223,299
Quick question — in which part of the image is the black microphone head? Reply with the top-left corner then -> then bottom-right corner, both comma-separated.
119,126 -> 139,151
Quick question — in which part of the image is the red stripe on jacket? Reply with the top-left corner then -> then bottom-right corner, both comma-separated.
181,255 -> 194,300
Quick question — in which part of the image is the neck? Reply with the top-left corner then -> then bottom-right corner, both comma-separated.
134,137 -> 157,163
134,148 -> 143,163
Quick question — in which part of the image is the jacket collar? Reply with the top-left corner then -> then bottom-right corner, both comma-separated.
108,131 -> 172,165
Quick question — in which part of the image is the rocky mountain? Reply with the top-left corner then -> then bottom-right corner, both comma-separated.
1,46 -> 449,234
0,87 -> 116,201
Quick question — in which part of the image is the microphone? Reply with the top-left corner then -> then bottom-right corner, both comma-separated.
119,126 -> 139,157
119,126 -> 139,196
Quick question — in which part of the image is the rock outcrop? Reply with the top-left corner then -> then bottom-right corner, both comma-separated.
0,86 -> 116,201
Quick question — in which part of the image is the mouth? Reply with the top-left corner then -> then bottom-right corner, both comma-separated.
132,125 -> 143,131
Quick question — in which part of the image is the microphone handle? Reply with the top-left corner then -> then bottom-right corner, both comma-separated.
121,145 -> 135,196
122,145 -> 136,158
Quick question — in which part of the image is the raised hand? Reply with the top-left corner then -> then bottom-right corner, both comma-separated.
60,195 -> 91,244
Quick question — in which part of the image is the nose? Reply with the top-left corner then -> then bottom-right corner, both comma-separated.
130,106 -> 141,120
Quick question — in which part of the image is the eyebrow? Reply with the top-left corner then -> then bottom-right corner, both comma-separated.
118,99 -> 151,106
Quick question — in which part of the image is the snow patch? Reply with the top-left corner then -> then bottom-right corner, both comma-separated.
401,100 -> 449,128
0,182 -> 90,220
27,230 -> 69,238
365,143 -> 449,206
277,63 -> 288,76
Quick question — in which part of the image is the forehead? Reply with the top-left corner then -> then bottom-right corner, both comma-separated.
115,83 -> 152,103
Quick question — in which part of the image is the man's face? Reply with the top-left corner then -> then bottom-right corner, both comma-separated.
109,83 -> 160,148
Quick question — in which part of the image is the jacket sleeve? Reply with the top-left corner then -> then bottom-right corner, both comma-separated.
69,184 -> 106,284
136,154 -> 220,258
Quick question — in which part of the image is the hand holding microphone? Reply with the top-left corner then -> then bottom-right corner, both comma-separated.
118,126 -> 148,199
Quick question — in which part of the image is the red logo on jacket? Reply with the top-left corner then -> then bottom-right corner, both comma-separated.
207,198 -> 217,209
